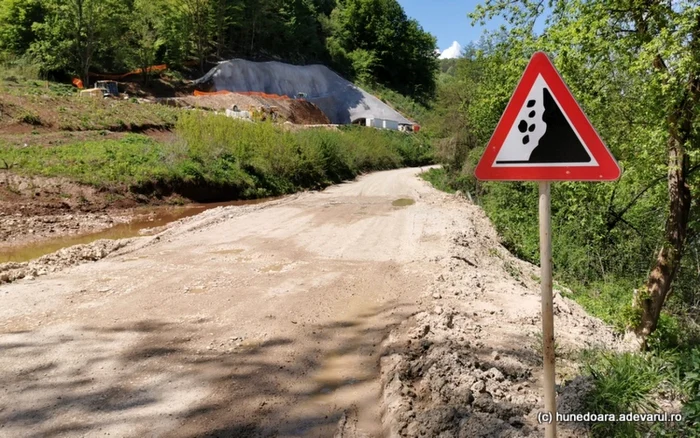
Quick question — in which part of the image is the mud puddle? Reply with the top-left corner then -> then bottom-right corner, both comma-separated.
1,198 -> 274,263
392,198 -> 415,207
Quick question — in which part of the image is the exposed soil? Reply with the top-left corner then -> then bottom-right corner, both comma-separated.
0,172 -> 188,251
379,195 -> 634,437
0,168 -> 639,437
0,168 -> 449,437
160,93 -> 331,125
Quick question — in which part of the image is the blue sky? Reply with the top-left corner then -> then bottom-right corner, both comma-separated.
397,0 -> 505,58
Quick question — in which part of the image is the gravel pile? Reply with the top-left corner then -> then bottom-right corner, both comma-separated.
0,239 -> 133,284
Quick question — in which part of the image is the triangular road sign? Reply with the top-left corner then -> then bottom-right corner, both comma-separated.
475,52 -> 621,181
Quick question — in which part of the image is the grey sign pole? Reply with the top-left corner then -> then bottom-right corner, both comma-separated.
539,181 -> 557,438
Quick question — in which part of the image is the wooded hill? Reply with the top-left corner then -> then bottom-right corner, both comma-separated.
0,0 -> 438,100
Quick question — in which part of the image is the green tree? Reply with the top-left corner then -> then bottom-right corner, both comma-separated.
327,0 -> 438,100
278,0 -> 325,62
469,0 -> 700,347
28,0 -> 129,83
0,0 -> 46,57
129,0 -> 166,85
180,0 -> 213,73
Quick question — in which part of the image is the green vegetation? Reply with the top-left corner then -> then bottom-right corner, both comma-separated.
326,0 -> 438,100
0,112 -> 432,200
420,168 -> 456,195
416,1 -> 699,435
423,2 -> 699,344
0,78 -> 179,131
391,198 -> 415,207
579,349 -> 700,437
0,0 -> 438,101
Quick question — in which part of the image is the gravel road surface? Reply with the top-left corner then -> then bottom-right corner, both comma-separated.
0,167 -> 462,437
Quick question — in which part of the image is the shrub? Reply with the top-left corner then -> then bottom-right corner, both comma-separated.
0,113 -> 434,202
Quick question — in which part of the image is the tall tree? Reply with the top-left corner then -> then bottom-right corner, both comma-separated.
471,0 -> 700,347
607,0 -> 700,346
29,0 -> 126,84
327,0 -> 438,100
69,0 -> 109,85
129,0 -> 166,85
0,0 -> 46,57
278,0 -> 325,62
180,0 -> 213,72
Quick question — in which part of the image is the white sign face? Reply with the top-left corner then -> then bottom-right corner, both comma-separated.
493,75 -> 598,168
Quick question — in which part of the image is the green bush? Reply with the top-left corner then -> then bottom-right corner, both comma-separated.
0,113 -> 434,200
562,279 -> 638,332
421,168 -> 456,194
421,167 -> 476,196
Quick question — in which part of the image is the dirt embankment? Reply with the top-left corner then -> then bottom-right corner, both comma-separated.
0,172 -> 189,251
159,93 -> 331,125
379,195 -> 633,438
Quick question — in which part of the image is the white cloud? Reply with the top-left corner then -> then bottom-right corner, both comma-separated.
439,41 -> 462,59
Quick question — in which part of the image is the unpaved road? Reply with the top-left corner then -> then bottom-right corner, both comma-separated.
0,167 -> 465,437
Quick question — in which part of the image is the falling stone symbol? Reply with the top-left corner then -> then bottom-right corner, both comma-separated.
494,75 -> 594,165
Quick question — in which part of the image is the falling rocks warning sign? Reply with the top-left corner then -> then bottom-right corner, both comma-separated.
475,52 -> 621,181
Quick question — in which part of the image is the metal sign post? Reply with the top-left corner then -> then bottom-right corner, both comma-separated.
539,181 -> 556,438
474,52 -> 622,438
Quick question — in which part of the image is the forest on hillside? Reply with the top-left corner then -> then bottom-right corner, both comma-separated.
0,0 -> 438,100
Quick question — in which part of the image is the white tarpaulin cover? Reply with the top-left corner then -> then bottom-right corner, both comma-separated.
193,59 -> 413,126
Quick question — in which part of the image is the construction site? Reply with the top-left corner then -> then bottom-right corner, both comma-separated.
76,59 -> 420,131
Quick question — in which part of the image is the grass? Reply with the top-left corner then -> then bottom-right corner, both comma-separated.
0,76 -> 178,131
579,348 -> 700,437
420,167 -> 456,193
560,279 -> 638,332
0,112 -> 433,201
420,166 -> 477,199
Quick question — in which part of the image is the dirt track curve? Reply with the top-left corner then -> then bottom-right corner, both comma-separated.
0,167 -> 468,438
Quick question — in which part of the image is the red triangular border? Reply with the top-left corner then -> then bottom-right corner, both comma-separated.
474,52 -> 621,181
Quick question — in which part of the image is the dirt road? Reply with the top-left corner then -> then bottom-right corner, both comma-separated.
0,167 -> 465,437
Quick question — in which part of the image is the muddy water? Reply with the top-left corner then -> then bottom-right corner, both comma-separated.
392,198 -> 415,207
0,198 -> 274,264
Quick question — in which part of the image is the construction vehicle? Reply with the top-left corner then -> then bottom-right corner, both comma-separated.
95,80 -> 119,98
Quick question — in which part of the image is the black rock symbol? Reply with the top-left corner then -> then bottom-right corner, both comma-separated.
527,100 -> 536,108
528,88 -> 591,163
519,118 -> 537,144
